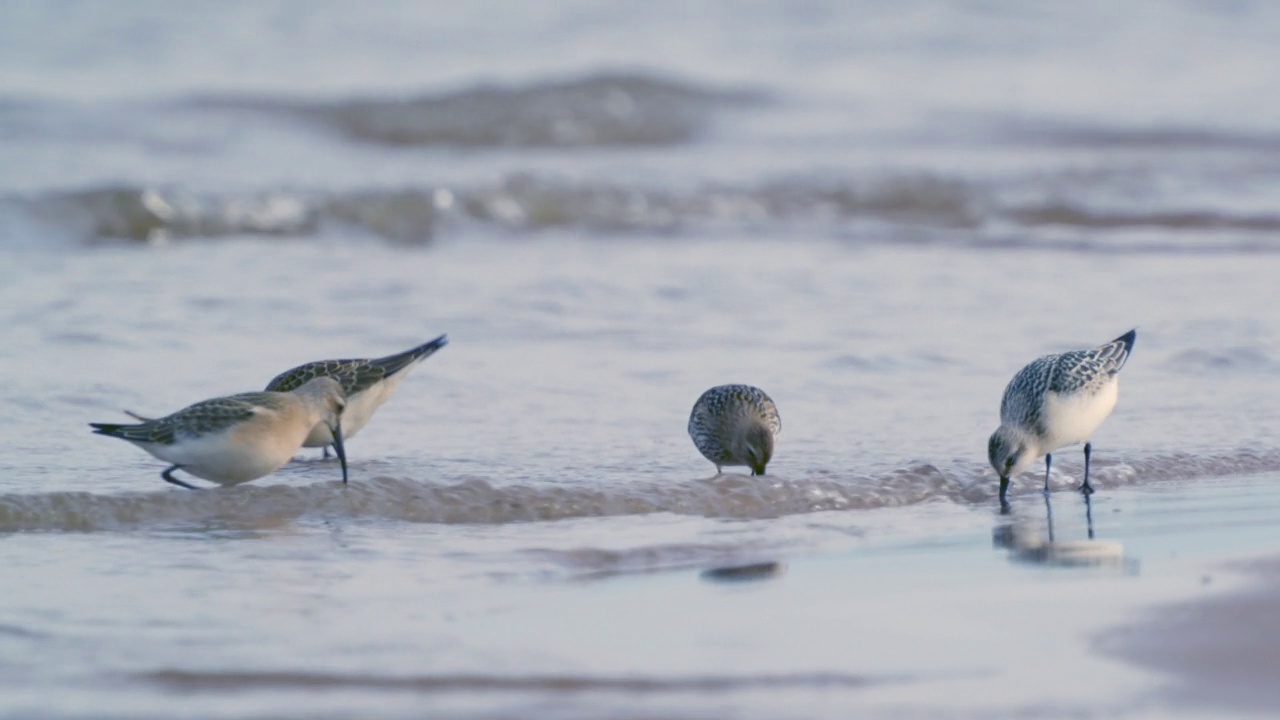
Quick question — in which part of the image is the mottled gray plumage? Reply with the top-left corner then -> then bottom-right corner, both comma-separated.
93,392 -> 287,446
121,336 -> 448,454
264,334 -> 447,453
265,334 -> 448,396
688,384 -> 781,475
989,329 -> 1136,504
999,330 -> 1134,437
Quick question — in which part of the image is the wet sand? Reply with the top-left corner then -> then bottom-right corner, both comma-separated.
1099,554 -> 1280,716
1,468 -> 1278,719
438,475 -> 1280,719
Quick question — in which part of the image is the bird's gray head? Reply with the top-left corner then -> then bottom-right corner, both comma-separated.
738,422 -> 775,476
293,377 -> 346,423
293,376 -> 349,483
988,426 -> 1033,499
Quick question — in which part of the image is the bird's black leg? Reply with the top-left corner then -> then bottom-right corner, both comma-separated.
1080,442 -> 1095,496
1084,490 -> 1095,539
161,465 -> 199,490
322,446 -> 332,460
1044,488 -> 1055,543
1043,453 -> 1053,494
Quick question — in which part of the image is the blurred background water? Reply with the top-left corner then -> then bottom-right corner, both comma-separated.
4,2 -> 1280,718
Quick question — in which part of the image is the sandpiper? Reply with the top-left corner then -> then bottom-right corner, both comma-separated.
988,329 -> 1136,504
91,377 -> 348,489
688,384 -> 781,475
264,334 -> 447,456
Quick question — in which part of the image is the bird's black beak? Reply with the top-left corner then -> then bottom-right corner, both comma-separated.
998,476 -> 1009,502
329,420 -> 348,484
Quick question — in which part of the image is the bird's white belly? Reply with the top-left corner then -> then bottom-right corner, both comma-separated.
146,423 -> 306,486
1039,378 -> 1119,452
144,407 -> 312,484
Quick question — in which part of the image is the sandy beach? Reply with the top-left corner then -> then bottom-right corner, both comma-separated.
1100,554 -> 1280,717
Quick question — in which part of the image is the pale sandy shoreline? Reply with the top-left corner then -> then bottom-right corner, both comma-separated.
1097,554 -> 1280,716
540,476 -> 1280,720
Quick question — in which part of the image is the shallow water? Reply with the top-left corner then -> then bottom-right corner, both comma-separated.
4,477 -> 1280,719
5,2 -> 1280,718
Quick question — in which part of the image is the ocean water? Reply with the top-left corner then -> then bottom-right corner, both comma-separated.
5,2 -> 1280,718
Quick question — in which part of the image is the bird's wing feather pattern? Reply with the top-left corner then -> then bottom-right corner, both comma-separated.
1000,331 -> 1134,432
265,336 -> 447,396
91,393 -> 275,445
266,359 -> 376,395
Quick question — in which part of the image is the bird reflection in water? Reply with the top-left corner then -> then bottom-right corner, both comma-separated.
699,562 -> 786,584
993,493 -> 1137,573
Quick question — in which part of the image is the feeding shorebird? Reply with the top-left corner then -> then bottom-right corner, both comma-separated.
988,329 -> 1136,505
688,384 -> 781,475
91,377 -> 348,489
263,334 -> 447,457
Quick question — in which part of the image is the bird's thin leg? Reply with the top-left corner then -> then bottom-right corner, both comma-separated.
1084,490 -> 1095,539
322,446 -> 332,460
161,465 -> 199,490
1081,442 -> 1095,495
1043,453 -> 1053,495
1044,489 -> 1055,543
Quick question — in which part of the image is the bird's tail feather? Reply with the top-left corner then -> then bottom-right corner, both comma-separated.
1102,328 -> 1137,371
372,334 -> 448,377
89,422 -> 127,438
89,421 -> 157,443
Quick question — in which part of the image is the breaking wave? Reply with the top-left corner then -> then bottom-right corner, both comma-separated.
9,176 -> 1280,251
3,174 -> 982,245
193,73 -> 763,148
998,119 -> 1280,151
138,668 -> 877,693
1005,205 -> 1280,233
4,450 -> 1280,533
